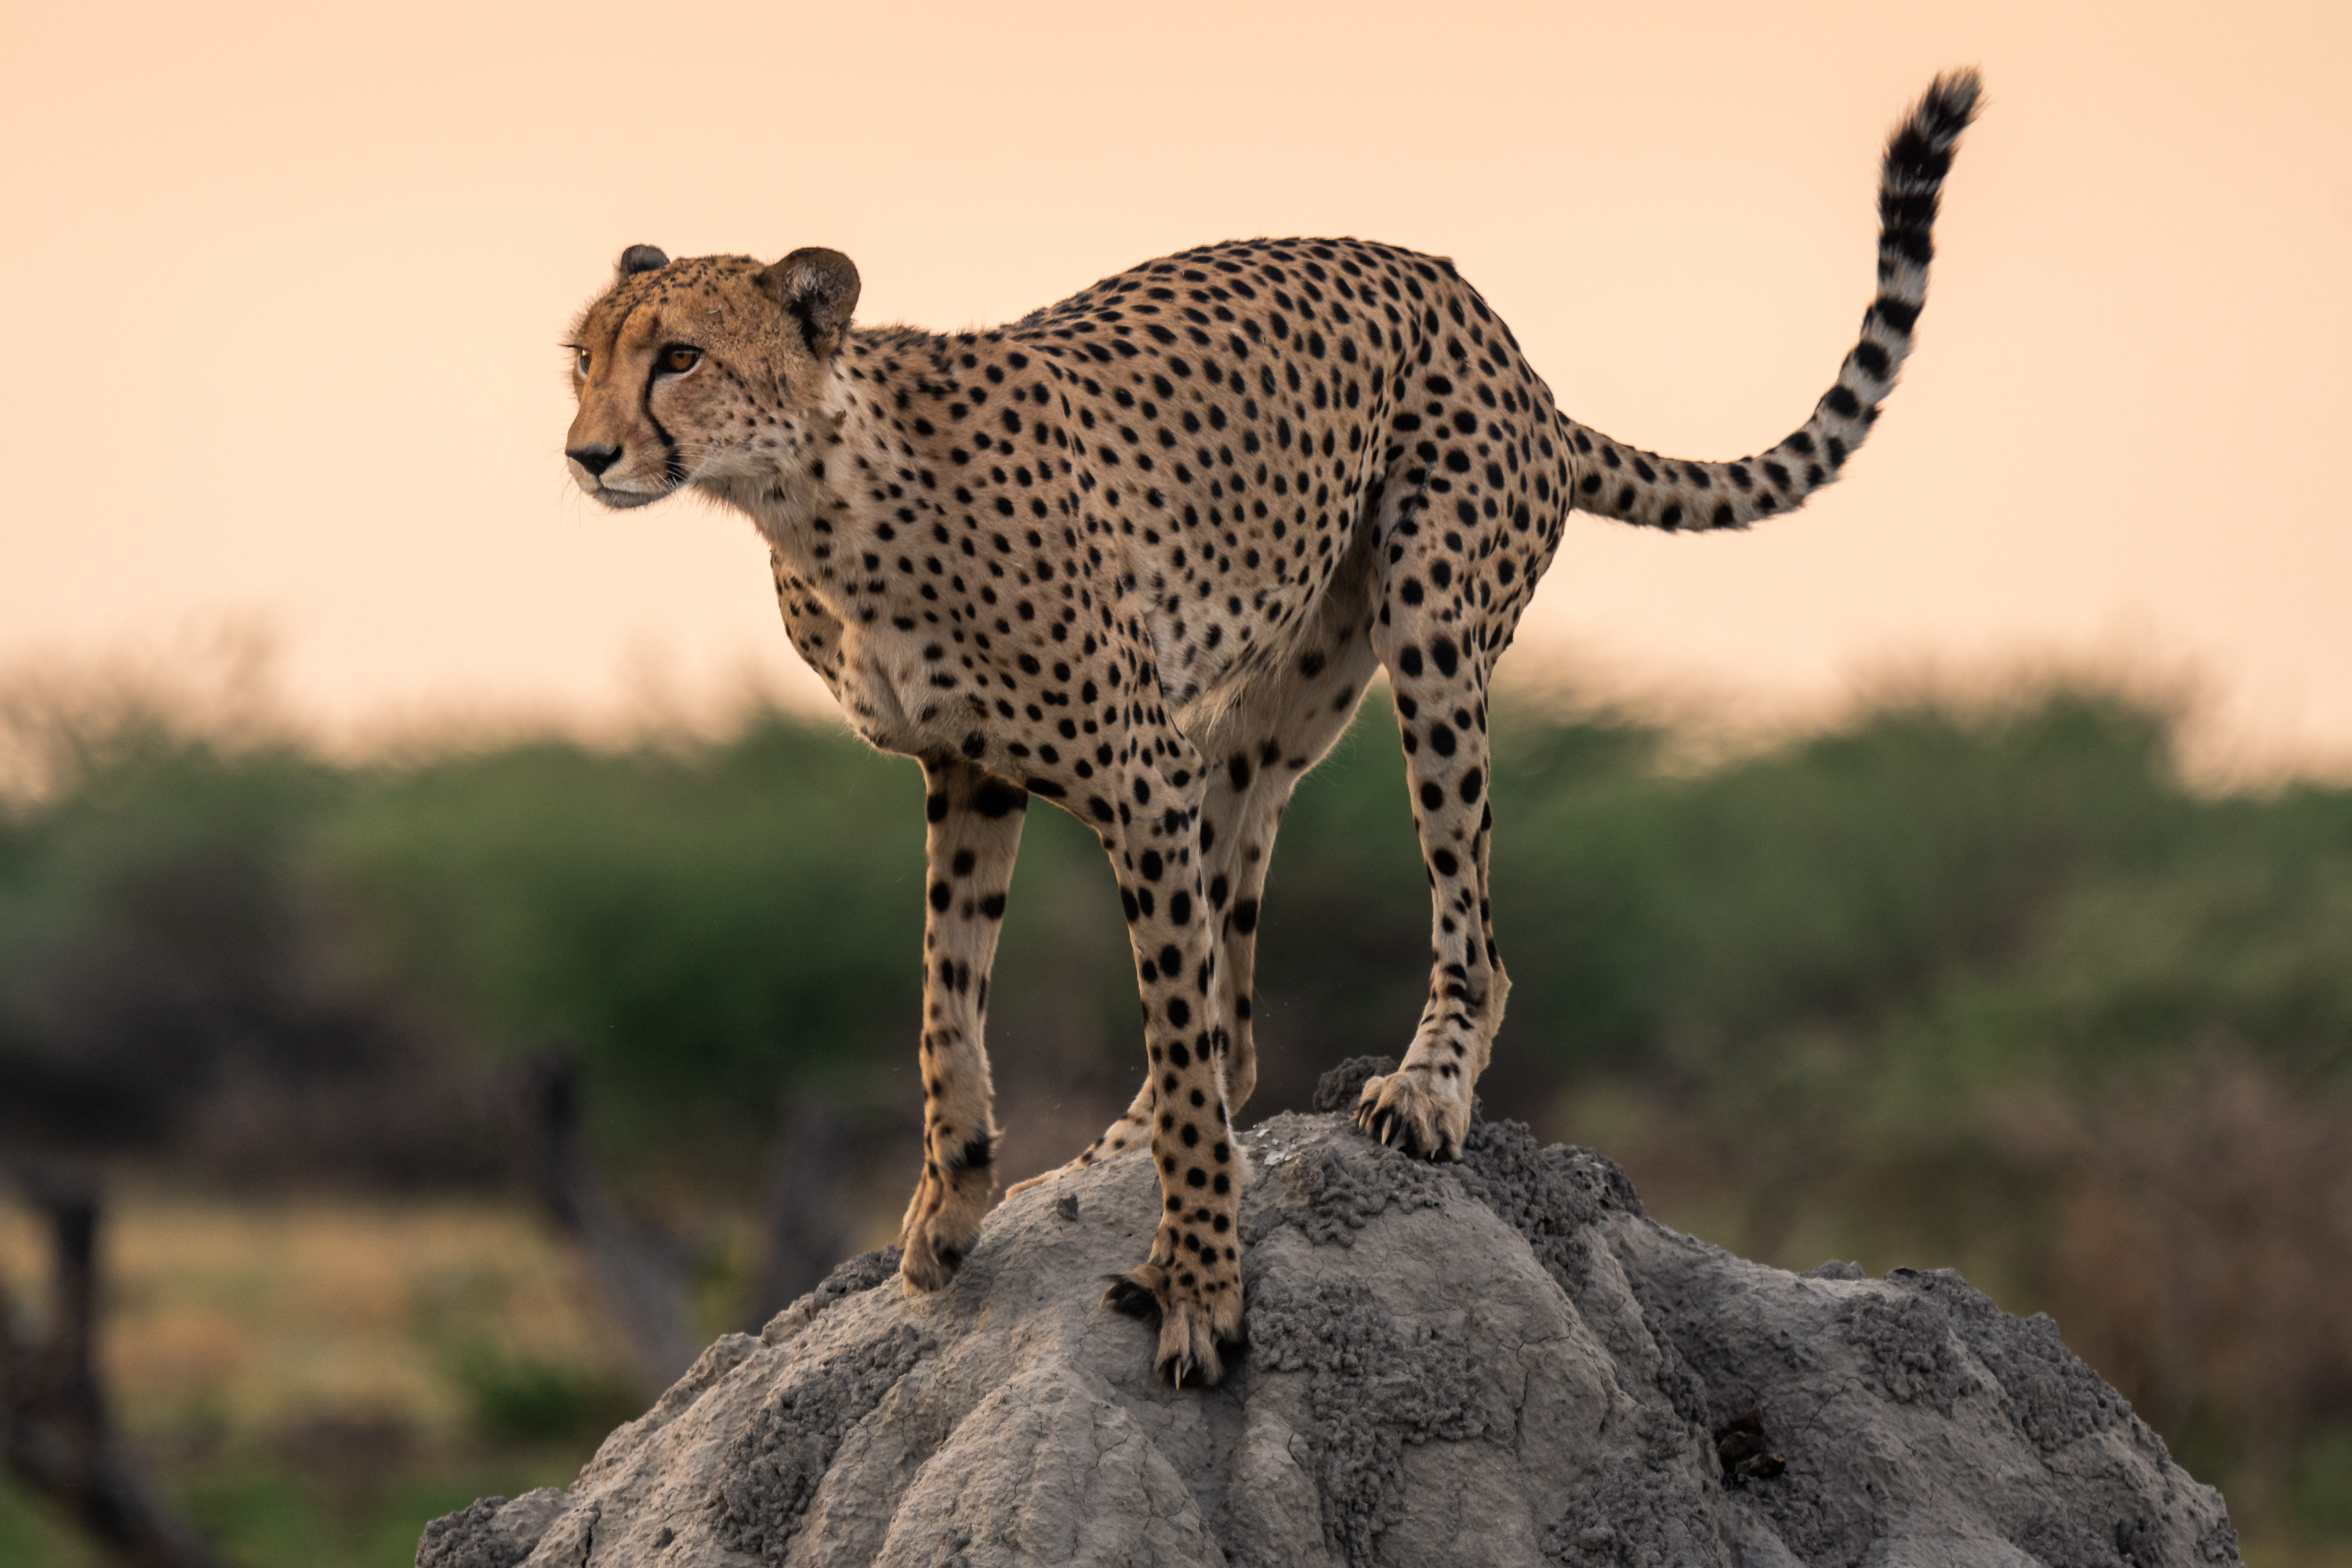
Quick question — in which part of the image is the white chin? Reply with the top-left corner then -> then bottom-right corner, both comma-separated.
585,485 -> 666,511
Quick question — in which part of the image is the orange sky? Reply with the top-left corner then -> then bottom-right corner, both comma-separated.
4,0 -> 2347,771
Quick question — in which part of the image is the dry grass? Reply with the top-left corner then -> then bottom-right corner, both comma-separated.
0,1189 -> 637,1443
0,1189 -> 656,1566
2029,1061 -> 2352,1527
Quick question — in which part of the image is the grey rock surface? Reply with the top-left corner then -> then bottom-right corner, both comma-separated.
421,1096 -> 2238,1567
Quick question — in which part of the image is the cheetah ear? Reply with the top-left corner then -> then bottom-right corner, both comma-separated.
616,245 -> 670,280
758,247 -> 861,359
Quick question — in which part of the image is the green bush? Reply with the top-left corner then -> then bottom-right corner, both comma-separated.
446,1341 -> 641,1446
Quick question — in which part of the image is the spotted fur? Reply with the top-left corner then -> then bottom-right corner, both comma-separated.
561,73 -> 1980,1387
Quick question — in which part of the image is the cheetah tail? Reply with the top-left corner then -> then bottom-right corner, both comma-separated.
1560,69 -> 1982,532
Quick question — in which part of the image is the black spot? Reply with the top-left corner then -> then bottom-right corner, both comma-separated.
973,779 -> 1028,818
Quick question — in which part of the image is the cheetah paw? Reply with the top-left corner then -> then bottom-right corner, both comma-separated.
1003,1168 -> 1056,1199
899,1179 -> 989,1293
1102,1262 -> 1246,1388
1005,1152 -> 1098,1200
1352,1068 -> 1468,1161
1007,1113 -> 1149,1200
899,1221 -> 973,1293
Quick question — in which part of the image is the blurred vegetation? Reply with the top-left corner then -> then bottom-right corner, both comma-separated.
0,1191 -> 635,1568
2,672 -> 2350,1561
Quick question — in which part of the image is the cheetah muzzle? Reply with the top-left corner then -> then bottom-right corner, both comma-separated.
561,74 -> 1982,1388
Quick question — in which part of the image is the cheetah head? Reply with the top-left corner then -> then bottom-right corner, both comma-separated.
564,244 -> 860,510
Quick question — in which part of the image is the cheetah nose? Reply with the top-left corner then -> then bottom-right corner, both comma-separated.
567,442 -> 622,479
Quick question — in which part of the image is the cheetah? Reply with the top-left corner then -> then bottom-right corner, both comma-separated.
562,73 -> 1980,1387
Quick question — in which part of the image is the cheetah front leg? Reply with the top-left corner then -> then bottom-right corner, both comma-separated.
1006,728 -> 1305,1203
898,757 -> 1028,1293
1007,743 -> 1284,1210
1354,609 -> 1510,1162
1004,593 -> 1381,1196
1088,743 -> 1245,1386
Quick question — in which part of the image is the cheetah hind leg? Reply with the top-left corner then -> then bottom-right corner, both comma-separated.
1003,1083 -> 1153,1198
1352,963 -> 1511,1162
1352,1064 -> 1473,1162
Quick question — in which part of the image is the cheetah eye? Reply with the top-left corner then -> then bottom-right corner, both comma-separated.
660,345 -> 702,374
573,347 -> 590,377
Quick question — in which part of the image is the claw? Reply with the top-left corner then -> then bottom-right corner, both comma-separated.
1353,1069 -> 1469,1166
1109,1262 -> 1243,1388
